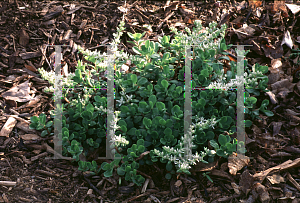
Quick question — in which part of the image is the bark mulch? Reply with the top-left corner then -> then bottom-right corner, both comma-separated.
0,0 -> 300,202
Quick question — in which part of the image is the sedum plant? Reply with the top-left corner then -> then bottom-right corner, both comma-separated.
30,19 -> 273,186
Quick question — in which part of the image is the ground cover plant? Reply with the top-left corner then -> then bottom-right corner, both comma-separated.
31,20 -> 273,186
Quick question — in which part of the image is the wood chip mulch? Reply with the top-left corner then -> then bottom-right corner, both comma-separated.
0,0 -> 300,202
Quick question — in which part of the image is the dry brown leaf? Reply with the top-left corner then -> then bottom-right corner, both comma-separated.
261,44 -> 284,59
1,80 -> 33,102
19,29 -> 29,46
272,0 -> 288,14
252,182 -> 271,203
249,0 -> 262,9
239,170 -> 254,195
24,64 -> 37,72
253,158 -> 300,182
228,153 -> 250,175
267,174 -> 285,184
20,134 -> 40,141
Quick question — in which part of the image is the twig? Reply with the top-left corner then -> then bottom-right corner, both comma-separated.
83,175 -> 103,197
0,181 -> 17,187
157,12 -> 174,30
136,169 -> 152,179
135,151 -> 150,161
3,114 -> 30,124
25,28 -> 40,37
38,45 -> 52,69
127,191 -> 150,202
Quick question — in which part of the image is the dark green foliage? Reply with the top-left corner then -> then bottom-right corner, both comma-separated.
31,20 -> 273,186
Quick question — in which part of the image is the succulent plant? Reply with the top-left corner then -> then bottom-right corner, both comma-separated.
30,19 -> 273,186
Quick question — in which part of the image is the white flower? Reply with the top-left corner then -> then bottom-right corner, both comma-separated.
178,162 -> 190,170
116,97 -> 125,106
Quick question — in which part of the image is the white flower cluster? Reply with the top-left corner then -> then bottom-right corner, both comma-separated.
94,105 -> 107,113
78,20 -> 129,76
38,68 -> 76,93
78,46 -> 108,59
207,66 -> 264,90
244,70 -> 264,84
43,86 -> 55,92
207,75 -> 246,90
69,95 -> 87,106
192,116 -> 218,130
116,90 -> 133,107
170,21 -> 227,50
111,20 -> 125,50
97,61 -> 108,70
154,117 -> 218,172
107,110 -> 129,148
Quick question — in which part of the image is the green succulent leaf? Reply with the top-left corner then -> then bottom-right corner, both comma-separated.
125,165 -> 132,173
131,74 -> 138,84
41,130 -> 48,137
166,161 -> 173,171
30,116 -> 39,123
29,123 -> 38,129
218,134 -> 228,146
45,121 -> 53,128
137,139 -> 144,146
104,169 -> 113,177
201,69 -> 209,77
86,103 -> 94,113
148,95 -> 157,106
128,32 -> 146,41
101,162 -> 110,171
137,77 -> 148,86
164,128 -> 172,136
165,173 -> 172,179
176,86 -> 183,94
159,118 -> 166,126
127,128 -> 137,136
245,120 -> 252,127
161,80 -> 169,89
138,145 -> 145,153
156,102 -> 165,111
117,167 -> 125,176
36,124 -> 45,131
81,111 -> 93,120
143,117 -> 152,129
39,113 -> 46,125
121,105 -> 130,114
263,110 -> 274,117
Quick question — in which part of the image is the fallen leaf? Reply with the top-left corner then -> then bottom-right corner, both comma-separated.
261,44 -> 284,59
228,153 -> 250,175
236,1 -> 247,12
239,170 -> 254,195
267,174 -> 285,184
286,3 -> 300,15
252,182 -> 271,203
272,0 -> 288,14
19,29 -> 29,46
20,134 -> 40,141
249,0 -> 262,10
1,80 -> 33,102
24,64 -> 37,72
281,30 -> 293,49
231,182 -> 241,194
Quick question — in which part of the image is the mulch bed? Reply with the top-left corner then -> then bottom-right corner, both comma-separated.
0,0 -> 300,202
